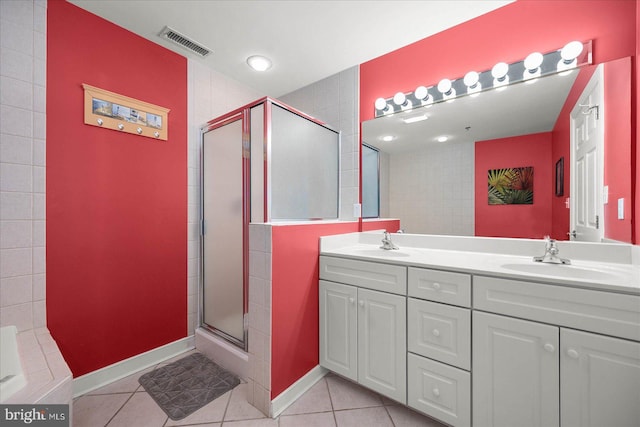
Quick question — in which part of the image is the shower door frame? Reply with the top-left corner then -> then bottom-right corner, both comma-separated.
200,109 -> 251,351
199,97 -> 341,351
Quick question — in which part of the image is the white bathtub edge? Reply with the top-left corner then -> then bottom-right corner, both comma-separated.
270,364 -> 328,418
72,335 -> 195,398
0,326 -> 27,403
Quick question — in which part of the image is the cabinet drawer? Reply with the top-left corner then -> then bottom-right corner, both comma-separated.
407,353 -> 471,427
320,256 -> 406,295
408,267 -> 470,307
474,275 -> 640,341
408,299 -> 471,370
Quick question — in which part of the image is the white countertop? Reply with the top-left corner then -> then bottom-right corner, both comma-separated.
320,233 -> 640,295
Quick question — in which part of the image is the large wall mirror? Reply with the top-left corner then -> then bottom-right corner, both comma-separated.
362,57 -> 632,243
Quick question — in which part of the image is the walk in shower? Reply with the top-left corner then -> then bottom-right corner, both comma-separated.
200,98 -> 340,350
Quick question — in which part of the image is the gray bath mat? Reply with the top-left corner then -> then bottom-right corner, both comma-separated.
139,353 -> 240,420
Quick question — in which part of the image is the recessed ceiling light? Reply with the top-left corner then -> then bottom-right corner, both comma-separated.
381,135 -> 396,142
247,55 -> 272,71
437,136 -> 448,142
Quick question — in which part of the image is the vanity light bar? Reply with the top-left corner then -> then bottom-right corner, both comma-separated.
374,40 -> 592,118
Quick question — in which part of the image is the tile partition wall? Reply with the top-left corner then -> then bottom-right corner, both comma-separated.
0,0 -> 47,332
246,223 -> 272,414
279,66 -> 360,221
186,59 -> 262,335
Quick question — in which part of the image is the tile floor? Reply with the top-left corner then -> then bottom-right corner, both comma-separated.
73,351 -> 447,427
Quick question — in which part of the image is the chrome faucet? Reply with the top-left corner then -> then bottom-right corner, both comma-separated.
380,231 -> 399,250
533,236 -> 571,265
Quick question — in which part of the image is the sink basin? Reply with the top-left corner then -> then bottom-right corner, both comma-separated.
501,262 -> 625,281
352,249 -> 410,258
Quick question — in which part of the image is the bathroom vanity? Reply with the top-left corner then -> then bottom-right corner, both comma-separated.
318,232 -> 640,427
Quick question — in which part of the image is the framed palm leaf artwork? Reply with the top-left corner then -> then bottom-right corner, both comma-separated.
488,167 -> 534,205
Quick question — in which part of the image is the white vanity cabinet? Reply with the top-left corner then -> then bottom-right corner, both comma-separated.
319,256 -> 407,403
473,275 -> 640,427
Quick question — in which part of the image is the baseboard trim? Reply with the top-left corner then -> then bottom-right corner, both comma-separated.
270,365 -> 328,418
72,335 -> 195,398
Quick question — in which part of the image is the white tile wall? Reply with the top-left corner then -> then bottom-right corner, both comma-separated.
279,67 -> 360,221
388,141 -> 475,235
0,0 -> 46,332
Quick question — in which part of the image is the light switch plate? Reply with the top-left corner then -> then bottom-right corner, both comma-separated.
603,185 -> 609,204
353,203 -> 362,218
618,198 -> 624,219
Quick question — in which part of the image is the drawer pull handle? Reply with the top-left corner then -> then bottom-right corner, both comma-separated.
432,388 -> 440,397
543,343 -> 555,353
432,329 -> 441,337
349,297 -> 355,305
567,349 -> 579,359
432,282 -> 441,291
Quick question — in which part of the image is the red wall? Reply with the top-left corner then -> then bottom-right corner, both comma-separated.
475,133 -> 553,239
635,2 -> 640,245
360,0 -> 637,243
603,57 -> 633,242
47,1 -> 188,376
362,219 -> 401,232
271,222 -> 359,398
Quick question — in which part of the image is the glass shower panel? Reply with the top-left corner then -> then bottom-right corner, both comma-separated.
202,119 -> 245,343
362,144 -> 380,218
270,104 -> 339,220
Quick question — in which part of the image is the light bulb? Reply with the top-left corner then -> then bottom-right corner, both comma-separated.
561,41 -> 584,63
437,79 -> 453,95
491,62 -> 509,80
463,71 -> 479,88
414,86 -> 429,100
524,52 -> 543,71
375,97 -> 388,111
393,92 -> 407,106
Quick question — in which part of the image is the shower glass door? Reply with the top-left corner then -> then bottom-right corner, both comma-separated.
202,117 -> 247,348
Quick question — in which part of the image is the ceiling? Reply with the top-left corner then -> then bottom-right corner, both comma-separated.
69,0 -> 512,97
362,70 -> 580,154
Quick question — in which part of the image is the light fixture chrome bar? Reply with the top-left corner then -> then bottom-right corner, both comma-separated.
374,40 -> 592,118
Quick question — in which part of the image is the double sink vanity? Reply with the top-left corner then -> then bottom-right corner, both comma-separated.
318,231 -> 640,427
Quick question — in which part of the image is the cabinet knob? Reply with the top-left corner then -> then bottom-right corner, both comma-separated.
432,329 -> 441,337
543,343 -> 555,353
432,282 -> 441,291
432,388 -> 440,397
359,300 -> 364,307
567,349 -> 579,359
349,297 -> 355,305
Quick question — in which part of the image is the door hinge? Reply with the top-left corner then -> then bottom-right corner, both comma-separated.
201,220 -> 206,236
595,215 -> 599,229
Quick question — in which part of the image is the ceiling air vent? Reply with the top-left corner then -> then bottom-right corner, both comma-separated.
159,26 -> 211,57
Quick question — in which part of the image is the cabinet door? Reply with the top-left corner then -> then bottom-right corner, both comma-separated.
473,311 -> 559,427
319,280 -> 357,381
358,288 -> 406,403
561,328 -> 640,427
